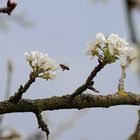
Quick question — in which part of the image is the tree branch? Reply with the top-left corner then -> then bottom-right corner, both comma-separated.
124,0 -> 139,43
35,112 -> 49,140
0,92 -> 140,115
71,60 -> 106,97
0,0 -> 17,15
9,72 -> 36,103
128,109 -> 140,140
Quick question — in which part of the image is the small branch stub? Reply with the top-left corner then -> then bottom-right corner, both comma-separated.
35,112 -> 50,140
0,0 -> 17,15
9,72 -> 36,103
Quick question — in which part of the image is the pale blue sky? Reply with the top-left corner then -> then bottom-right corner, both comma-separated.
0,0 -> 140,140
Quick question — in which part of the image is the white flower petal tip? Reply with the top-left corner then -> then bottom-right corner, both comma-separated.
119,47 -> 138,65
124,47 -> 137,59
107,33 -> 128,46
96,33 -> 105,43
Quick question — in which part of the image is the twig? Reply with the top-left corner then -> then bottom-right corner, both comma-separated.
128,110 -> 140,140
71,60 -> 106,98
118,57 -> 133,92
0,0 -> 17,15
9,72 -> 36,103
5,59 -> 13,100
35,112 -> 50,140
118,64 -> 126,92
0,59 -> 13,126
124,0 -> 139,43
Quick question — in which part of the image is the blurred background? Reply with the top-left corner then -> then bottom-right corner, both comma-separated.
0,0 -> 140,140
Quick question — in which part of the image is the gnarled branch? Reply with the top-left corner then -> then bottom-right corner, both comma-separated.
0,92 -> 140,115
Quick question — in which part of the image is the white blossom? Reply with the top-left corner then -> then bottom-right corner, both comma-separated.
96,33 -> 105,44
119,46 -> 138,65
119,47 -> 137,59
128,45 -> 140,74
83,41 -> 96,59
95,33 -> 106,48
130,58 -> 140,74
83,33 -> 137,64
25,51 -> 60,80
83,33 -> 106,59
106,33 -> 128,55
45,71 -> 57,80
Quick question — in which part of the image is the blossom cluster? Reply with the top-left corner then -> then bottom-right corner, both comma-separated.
83,33 -> 137,64
25,51 -> 60,80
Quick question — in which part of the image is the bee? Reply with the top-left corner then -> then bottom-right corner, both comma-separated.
60,64 -> 70,71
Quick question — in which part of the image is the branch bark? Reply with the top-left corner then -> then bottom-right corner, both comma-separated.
35,112 -> 49,140
0,92 -> 140,115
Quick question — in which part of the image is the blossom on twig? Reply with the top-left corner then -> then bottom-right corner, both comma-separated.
107,33 -> 128,55
83,33 -> 137,64
25,51 -> 60,80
